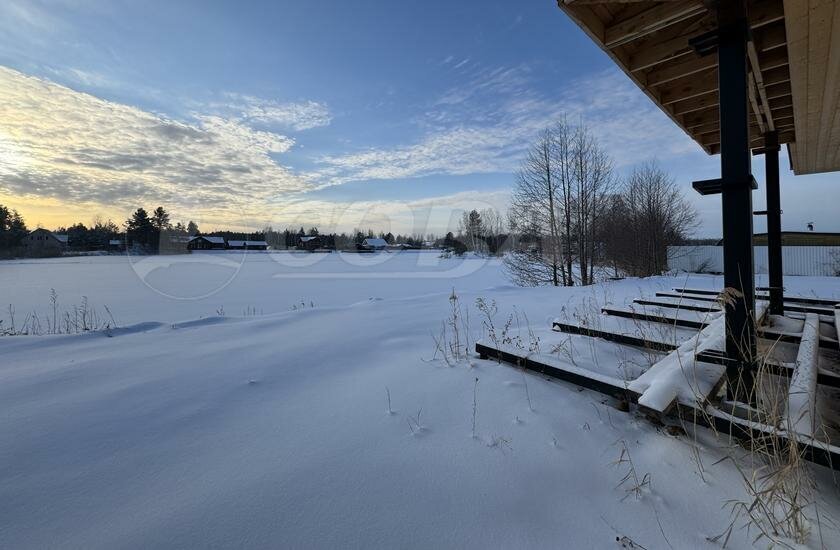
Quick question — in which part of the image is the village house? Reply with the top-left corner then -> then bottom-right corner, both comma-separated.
22,229 -> 69,254
187,236 -> 227,250
228,240 -> 269,251
360,237 -> 388,251
297,235 -> 322,251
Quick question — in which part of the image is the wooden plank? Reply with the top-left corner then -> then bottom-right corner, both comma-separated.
749,72 -> 768,133
671,287 -> 840,307
763,65 -> 791,86
760,327 -> 840,350
765,80 -> 792,99
605,1 -> 706,48
748,39 -> 774,131
759,46 -> 790,71
787,313 -> 820,437
671,91 -> 719,115
475,342 -> 638,402
551,320 -> 678,352
601,306 -> 710,329
633,298 -> 721,313
749,0 -> 787,29
645,54 -> 717,87
658,69 -> 717,104
696,404 -> 840,471
628,26 -> 702,71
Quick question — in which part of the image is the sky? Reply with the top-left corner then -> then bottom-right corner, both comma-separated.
0,0 -> 837,237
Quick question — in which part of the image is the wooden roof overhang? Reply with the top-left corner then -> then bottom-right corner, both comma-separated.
557,0 -> 840,175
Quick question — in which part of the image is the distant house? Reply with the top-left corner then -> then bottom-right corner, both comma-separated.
228,240 -> 269,251
108,239 -> 124,251
298,235 -> 322,251
361,237 -> 388,250
23,229 -> 68,254
187,236 -> 226,250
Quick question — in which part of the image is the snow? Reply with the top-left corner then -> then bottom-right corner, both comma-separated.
788,313 -> 821,436
1,254 -> 839,549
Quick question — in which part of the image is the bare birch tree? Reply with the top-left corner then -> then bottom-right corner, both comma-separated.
506,128 -> 566,286
506,119 -> 613,286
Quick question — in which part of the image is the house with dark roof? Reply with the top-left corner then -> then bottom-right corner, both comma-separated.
297,235 -> 322,251
23,229 -> 68,254
187,236 -> 226,250
360,237 -> 388,251
228,240 -> 269,250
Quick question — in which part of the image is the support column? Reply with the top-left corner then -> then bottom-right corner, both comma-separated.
763,131 -> 784,314
717,1 -> 756,397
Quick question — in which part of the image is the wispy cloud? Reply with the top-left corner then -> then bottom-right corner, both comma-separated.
262,189 -> 512,235
0,66 -> 313,226
311,65 -> 698,187
212,93 -> 332,131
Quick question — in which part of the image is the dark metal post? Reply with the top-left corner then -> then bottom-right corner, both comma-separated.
763,131 -> 783,314
717,1 -> 756,397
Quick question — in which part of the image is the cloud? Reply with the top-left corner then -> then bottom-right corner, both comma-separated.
0,66 -> 313,226
312,66 -> 698,187
214,93 -> 332,131
260,189 -> 512,235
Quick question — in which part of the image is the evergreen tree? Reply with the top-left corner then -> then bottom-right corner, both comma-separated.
0,204 -> 28,250
151,206 -> 171,231
126,208 -> 155,250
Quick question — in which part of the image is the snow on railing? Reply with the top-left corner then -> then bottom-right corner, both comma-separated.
787,313 -> 821,437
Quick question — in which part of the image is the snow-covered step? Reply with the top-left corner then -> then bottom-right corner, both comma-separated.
600,305 -> 720,330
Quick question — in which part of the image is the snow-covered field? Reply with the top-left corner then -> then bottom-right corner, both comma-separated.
1,251 -> 839,549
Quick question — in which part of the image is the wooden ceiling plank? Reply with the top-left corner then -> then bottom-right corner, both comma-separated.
762,65 -> 791,86
782,0 -> 810,172
658,69 -> 717,104
645,54 -> 717,86
765,81 -> 792,100
754,22 -> 788,52
605,1 -> 706,48
748,0 -> 786,29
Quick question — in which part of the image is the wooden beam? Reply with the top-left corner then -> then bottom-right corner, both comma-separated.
748,0 -> 786,30
658,69 -> 717,104
765,80 -> 792,100
749,72 -> 767,133
628,19 -> 708,71
754,21 -> 788,52
551,320 -> 678,352
671,92 -> 719,115
748,40 -> 774,131
645,54 -> 717,87
763,65 -> 791,86
704,129 -> 795,148
605,1 -> 706,48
